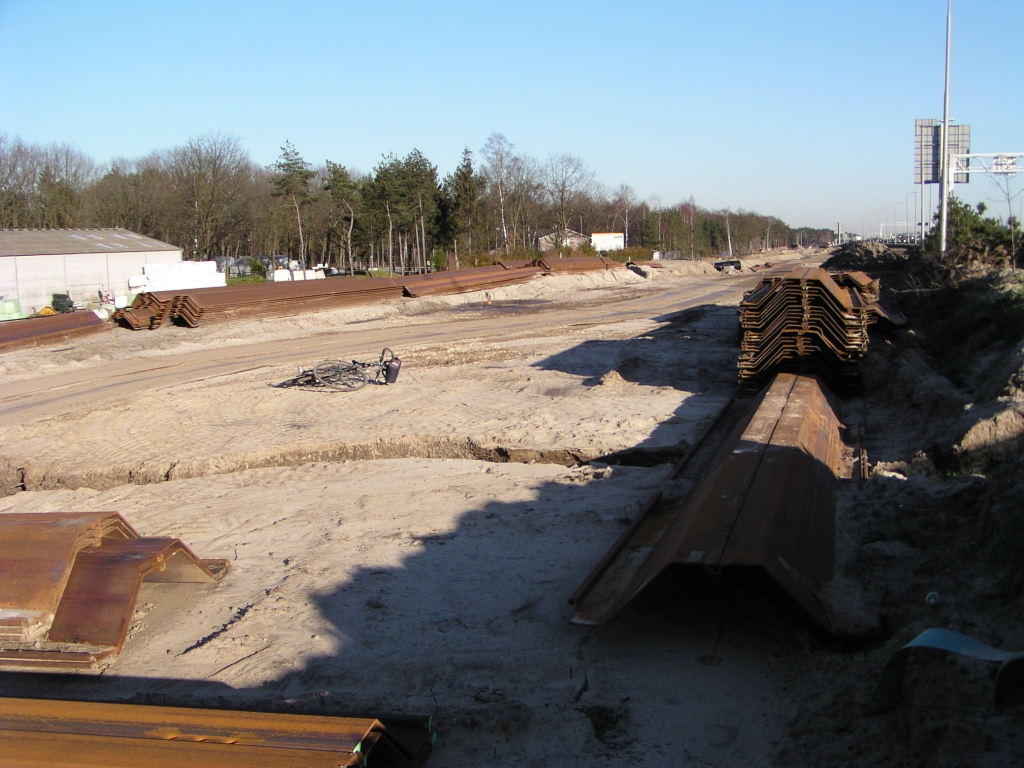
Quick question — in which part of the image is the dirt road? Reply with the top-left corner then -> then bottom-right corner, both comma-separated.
1,271 -> 751,424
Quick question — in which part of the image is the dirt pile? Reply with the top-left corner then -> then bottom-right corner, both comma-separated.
779,265 -> 1024,767
822,241 -> 910,272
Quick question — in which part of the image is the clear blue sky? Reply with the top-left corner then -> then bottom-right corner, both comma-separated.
1,0 -> 1021,231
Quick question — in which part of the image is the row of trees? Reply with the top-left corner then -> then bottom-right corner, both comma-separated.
1,131 -> 820,272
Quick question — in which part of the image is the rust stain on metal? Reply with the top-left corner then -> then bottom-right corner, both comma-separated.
534,256 -> 622,273
114,277 -> 403,329
0,312 -> 110,351
736,267 -> 902,397
0,697 -> 434,767
0,512 -> 228,671
570,373 -> 845,631
398,265 -> 542,297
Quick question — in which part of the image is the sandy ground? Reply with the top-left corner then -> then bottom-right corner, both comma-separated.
0,251 -> 873,766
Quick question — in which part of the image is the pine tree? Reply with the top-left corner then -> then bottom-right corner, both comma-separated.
273,141 -> 314,269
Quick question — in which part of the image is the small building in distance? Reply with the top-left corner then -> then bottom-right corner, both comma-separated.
591,232 -> 625,252
537,229 -> 591,252
0,228 -> 183,312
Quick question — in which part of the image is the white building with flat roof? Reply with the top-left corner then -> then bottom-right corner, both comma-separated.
591,232 -> 625,252
0,228 -> 183,312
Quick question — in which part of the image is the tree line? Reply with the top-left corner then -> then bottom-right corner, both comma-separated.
0,131 -> 831,272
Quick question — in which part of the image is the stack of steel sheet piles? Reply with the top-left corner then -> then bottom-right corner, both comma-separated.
0,698 -> 435,767
738,267 -> 894,397
0,312 -> 110,352
113,292 -> 174,330
170,277 -> 402,328
114,278 -> 402,329
535,256 -> 622,273
398,265 -> 543,297
570,373 -> 844,632
496,259 -> 534,270
0,512 -> 228,671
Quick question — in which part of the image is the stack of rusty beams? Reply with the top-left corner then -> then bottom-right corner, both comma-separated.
0,698 -> 435,767
0,512 -> 228,671
496,259 -> 534,270
172,277 -> 403,328
115,277 -> 402,329
737,267 -> 894,397
535,256 -> 622,273
112,293 -> 173,330
398,265 -> 543,298
0,312 -> 110,352
570,373 -> 844,631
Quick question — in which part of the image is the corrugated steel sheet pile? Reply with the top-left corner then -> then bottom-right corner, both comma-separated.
0,697 -> 434,767
571,373 -> 844,631
0,311 -> 110,351
112,292 -> 173,330
738,267 -> 901,397
0,512 -> 228,671
535,256 -> 623,273
398,264 -> 543,297
114,277 -> 403,329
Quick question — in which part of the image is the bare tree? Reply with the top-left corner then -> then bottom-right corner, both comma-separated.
168,133 -> 253,260
613,184 -> 637,246
0,134 -> 41,227
987,173 -> 1022,261
542,152 -> 595,245
505,153 -> 541,249
481,133 -> 515,251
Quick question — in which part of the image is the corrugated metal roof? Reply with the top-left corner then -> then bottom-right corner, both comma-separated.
0,229 -> 181,257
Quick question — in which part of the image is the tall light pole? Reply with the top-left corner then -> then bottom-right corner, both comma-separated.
939,0 -> 952,256
906,192 -> 916,241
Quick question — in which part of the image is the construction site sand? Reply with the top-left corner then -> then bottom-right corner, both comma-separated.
0,253 -> 821,766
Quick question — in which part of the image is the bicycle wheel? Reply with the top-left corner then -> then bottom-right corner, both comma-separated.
312,361 -> 368,391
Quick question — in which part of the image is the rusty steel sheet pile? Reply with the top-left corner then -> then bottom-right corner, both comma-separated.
737,267 -> 901,397
534,256 -> 623,273
0,697 -> 434,767
0,512 -> 228,671
398,265 -> 543,298
114,277 -> 403,329
0,311 -> 110,352
570,373 -> 845,632
496,259 -> 536,270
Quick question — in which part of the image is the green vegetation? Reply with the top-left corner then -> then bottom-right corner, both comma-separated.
227,274 -> 266,285
923,197 -> 1020,273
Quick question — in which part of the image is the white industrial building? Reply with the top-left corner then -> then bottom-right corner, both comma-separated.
591,232 -> 625,251
0,228 -> 183,312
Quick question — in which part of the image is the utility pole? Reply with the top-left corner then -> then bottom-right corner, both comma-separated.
939,0 -> 952,257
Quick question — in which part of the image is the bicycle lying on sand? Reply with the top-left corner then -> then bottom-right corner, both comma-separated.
273,348 -> 402,392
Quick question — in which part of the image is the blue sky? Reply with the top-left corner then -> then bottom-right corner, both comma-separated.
1,0 -> 1021,231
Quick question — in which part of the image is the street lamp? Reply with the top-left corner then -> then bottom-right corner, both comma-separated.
906,192 -> 917,242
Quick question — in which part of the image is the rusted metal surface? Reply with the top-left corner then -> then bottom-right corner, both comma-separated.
535,256 -> 622,273
0,311 -> 110,352
737,267 -> 898,397
570,373 -> 844,631
115,278 -> 403,329
398,265 -> 542,297
0,697 -> 434,767
0,512 -> 228,671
